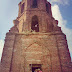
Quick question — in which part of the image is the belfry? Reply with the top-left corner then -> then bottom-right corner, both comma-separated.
0,0 -> 72,72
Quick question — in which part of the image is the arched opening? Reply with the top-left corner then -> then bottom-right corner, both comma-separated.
46,3 -> 49,13
31,15 -> 39,32
32,0 -> 38,8
21,3 -> 25,13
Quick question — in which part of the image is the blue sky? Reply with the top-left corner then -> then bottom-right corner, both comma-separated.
59,1 -> 72,29
0,0 -> 72,60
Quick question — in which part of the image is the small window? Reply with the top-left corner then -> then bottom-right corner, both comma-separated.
21,3 -> 24,13
32,0 -> 38,8
46,3 -> 49,13
31,15 -> 39,32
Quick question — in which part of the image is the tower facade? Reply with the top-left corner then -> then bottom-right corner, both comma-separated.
0,0 -> 72,72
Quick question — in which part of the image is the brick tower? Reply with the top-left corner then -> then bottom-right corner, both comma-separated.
0,0 -> 72,72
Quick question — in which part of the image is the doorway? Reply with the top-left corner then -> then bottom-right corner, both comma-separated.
30,64 -> 42,72
32,66 -> 41,72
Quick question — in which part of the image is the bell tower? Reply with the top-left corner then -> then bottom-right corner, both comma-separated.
0,0 -> 72,72
15,0 -> 53,33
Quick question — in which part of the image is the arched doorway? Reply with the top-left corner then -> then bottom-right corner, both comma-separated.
30,64 -> 42,72
31,15 -> 39,32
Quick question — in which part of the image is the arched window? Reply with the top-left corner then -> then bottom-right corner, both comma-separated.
31,15 -> 39,32
32,0 -> 38,8
21,3 -> 24,13
46,3 -> 49,13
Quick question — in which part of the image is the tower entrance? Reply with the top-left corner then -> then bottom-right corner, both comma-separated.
30,64 -> 42,72
31,15 -> 39,32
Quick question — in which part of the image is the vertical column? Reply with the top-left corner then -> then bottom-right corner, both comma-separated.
56,33 -> 71,72
39,0 -> 46,10
18,2 -> 21,17
1,33 -> 15,72
27,0 -> 31,9
48,35 -> 62,72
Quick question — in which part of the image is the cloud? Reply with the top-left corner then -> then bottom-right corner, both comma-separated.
0,40 -> 4,61
52,4 -> 72,60
52,4 -> 66,27
47,0 -> 69,5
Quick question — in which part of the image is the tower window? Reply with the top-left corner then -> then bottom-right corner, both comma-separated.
46,3 -> 49,13
32,0 -> 38,8
21,3 -> 24,13
31,15 -> 39,32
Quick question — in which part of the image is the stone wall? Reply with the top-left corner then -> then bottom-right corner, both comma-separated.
1,33 -> 15,72
1,31 -> 70,72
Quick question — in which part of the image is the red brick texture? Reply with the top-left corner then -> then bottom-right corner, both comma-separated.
0,0 -> 72,72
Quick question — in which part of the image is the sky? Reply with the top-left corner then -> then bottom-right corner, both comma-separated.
0,0 -> 72,61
